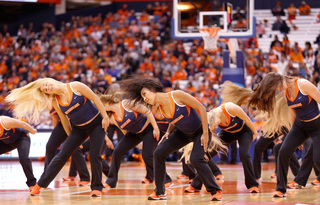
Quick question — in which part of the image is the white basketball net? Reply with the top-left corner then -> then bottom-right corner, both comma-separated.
199,27 -> 221,51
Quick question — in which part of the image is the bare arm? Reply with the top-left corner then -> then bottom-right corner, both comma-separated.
173,90 -> 209,151
158,123 -> 176,145
50,113 -> 59,128
227,102 -> 258,140
165,123 -> 176,134
72,82 -> 109,131
299,79 -> 320,104
289,107 -> 296,125
1,116 -> 37,134
53,99 -> 71,135
110,117 -> 127,135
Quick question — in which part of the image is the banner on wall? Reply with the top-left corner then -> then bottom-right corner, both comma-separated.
0,132 -> 51,159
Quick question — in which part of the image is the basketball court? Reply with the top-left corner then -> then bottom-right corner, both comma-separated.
1,0 -> 319,204
1,160 -> 320,205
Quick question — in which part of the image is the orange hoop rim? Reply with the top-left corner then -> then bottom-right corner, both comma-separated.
199,27 -> 221,37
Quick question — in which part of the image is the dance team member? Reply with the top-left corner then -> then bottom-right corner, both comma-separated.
189,102 -> 259,193
121,78 -> 226,201
219,81 -> 299,181
249,72 -> 320,197
99,93 -> 173,188
0,116 -> 37,190
6,78 -> 109,197
153,103 -> 199,183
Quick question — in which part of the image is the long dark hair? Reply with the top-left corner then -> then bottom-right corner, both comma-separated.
248,72 -> 291,114
120,77 -> 164,107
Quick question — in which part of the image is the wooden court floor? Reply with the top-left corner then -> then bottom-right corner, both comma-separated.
1,160 -> 320,205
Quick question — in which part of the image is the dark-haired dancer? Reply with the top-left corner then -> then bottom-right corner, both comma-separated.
153,104 -> 197,183
249,72 -> 320,197
121,78 -> 226,201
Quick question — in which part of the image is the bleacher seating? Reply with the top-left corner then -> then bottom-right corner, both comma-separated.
254,8 -> 320,53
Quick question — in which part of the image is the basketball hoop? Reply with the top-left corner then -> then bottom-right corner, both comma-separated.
199,27 -> 221,51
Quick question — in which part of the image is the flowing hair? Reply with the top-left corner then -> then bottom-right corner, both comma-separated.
180,111 -> 228,164
248,72 -> 293,114
5,78 -> 61,123
220,81 -> 253,106
120,77 -> 163,107
98,92 -> 123,117
259,94 -> 292,137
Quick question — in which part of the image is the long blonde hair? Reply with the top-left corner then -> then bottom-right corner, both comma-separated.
5,78 -> 61,123
98,92 -> 123,117
181,111 -> 228,164
259,94 -> 292,137
220,81 -> 253,106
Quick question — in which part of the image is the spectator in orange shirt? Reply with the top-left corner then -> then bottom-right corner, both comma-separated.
117,4 -> 129,17
299,1 -> 311,15
171,65 -> 187,83
0,56 -> 8,75
287,3 -> 297,20
184,82 -> 197,94
272,41 -> 284,58
153,2 -> 163,22
290,47 -> 304,63
139,58 -> 153,73
246,60 -> 257,76
149,48 -> 166,61
138,10 -> 149,26
267,49 -> 278,63
235,17 -> 247,29
246,37 -> 258,49
7,72 -> 20,90
282,35 -> 290,47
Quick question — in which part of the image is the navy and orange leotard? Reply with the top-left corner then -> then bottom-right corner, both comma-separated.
286,79 -> 320,121
152,106 -> 169,133
56,83 -> 99,125
218,103 -> 244,133
0,117 -> 20,144
159,92 -> 201,134
113,101 -> 148,134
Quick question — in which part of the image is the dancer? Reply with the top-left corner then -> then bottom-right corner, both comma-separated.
6,78 -> 109,197
99,93 -> 173,188
202,102 -> 259,193
249,72 -> 320,197
46,106 -> 91,186
153,103 -> 198,183
121,78 -> 226,201
219,80 -> 298,181
0,116 -> 37,190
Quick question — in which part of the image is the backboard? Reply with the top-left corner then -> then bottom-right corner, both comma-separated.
172,0 -> 255,39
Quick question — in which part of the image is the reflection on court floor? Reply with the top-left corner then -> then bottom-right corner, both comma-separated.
0,161 -> 319,205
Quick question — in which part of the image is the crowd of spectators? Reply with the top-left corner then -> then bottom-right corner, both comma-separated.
0,1 -> 319,130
